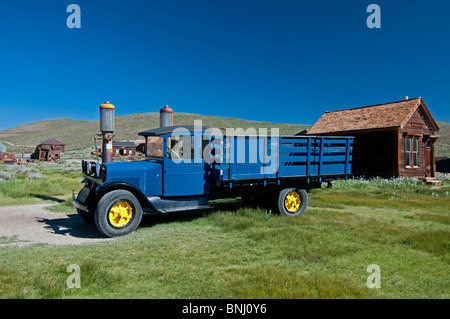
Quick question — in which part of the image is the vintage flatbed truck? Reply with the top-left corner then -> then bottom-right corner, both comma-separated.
73,125 -> 353,237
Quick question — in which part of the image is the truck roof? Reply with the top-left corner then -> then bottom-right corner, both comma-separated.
138,125 -> 211,137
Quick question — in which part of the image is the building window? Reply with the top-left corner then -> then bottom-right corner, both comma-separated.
405,136 -> 419,168
412,137 -> 418,167
405,137 -> 411,167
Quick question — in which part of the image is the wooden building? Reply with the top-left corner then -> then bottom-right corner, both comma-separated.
136,140 -> 146,154
113,141 -> 137,157
0,144 -> 22,165
31,139 -> 65,162
0,142 -> 15,163
94,141 -> 138,157
299,97 -> 440,181
0,151 -> 15,162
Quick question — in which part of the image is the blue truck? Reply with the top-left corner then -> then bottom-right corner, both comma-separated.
73,125 -> 353,237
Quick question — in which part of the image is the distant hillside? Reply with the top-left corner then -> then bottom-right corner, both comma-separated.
0,113 -> 310,152
1,114 -> 448,157
436,121 -> 450,157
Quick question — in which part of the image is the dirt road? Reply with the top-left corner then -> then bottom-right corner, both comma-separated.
0,204 -> 112,246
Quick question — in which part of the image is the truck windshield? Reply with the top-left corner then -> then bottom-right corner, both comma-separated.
146,136 -> 164,158
167,135 -> 211,160
167,135 -> 192,160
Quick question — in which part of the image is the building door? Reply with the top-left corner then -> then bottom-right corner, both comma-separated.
425,141 -> 434,177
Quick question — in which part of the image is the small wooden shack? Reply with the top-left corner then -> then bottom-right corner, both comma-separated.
113,141 -> 137,156
0,151 -> 15,162
299,97 -> 440,182
0,142 -> 15,163
136,140 -> 146,154
93,141 -> 138,157
31,139 -> 65,162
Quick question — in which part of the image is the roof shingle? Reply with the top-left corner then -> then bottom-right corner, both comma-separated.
306,98 -> 430,135
39,139 -> 64,146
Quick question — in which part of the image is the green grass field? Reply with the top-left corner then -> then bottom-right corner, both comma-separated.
0,171 -> 448,299
0,163 -> 82,207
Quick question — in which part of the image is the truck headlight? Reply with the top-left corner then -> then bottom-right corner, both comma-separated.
82,160 -> 89,174
86,161 -> 93,175
82,160 -> 102,177
95,163 -> 101,178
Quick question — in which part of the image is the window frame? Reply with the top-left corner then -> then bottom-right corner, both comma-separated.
405,135 -> 419,168
145,136 -> 164,159
167,134 -> 194,160
412,137 -> 419,167
165,132 -> 212,162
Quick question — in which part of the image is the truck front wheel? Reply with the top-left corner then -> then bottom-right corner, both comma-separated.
275,187 -> 308,217
94,190 -> 143,238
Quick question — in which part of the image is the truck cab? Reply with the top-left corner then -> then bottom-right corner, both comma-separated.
73,125 -> 214,237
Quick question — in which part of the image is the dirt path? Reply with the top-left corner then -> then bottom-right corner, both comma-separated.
0,204 -> 112,246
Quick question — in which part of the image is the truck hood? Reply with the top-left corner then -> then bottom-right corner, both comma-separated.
103,160 -> 162,195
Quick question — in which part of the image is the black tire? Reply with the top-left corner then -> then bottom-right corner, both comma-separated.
94,190 -> 143,238
77,208 -> 94,224
275,186 -> 308,217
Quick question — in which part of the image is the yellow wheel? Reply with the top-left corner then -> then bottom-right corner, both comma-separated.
108,201 -> 133,228
95,190 -> 143,238
284,191 -> 301,213
276,187 -> 308,216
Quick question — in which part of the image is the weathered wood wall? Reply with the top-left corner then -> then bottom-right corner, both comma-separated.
398,108 -> 434,178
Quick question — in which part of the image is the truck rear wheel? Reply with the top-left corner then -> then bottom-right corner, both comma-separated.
275,187 -> 308,217
94,190 -> 143,238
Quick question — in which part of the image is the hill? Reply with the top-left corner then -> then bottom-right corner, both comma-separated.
0,113 -> 310,152
1,114 -> 448,157
436,121 -> 450,157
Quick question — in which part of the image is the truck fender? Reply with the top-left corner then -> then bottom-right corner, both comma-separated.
97,182 -> 158,213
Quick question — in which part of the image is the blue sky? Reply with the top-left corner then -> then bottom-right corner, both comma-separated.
0,0 -> 449,130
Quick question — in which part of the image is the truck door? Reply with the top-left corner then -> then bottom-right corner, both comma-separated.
163,132 -> 211,197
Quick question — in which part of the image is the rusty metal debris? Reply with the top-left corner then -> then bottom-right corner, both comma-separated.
30,139 -> 65,162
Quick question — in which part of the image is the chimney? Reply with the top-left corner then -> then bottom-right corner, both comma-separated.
404,96 -> 409,100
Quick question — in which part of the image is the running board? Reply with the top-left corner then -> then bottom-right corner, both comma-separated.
147,196 -> 213,213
